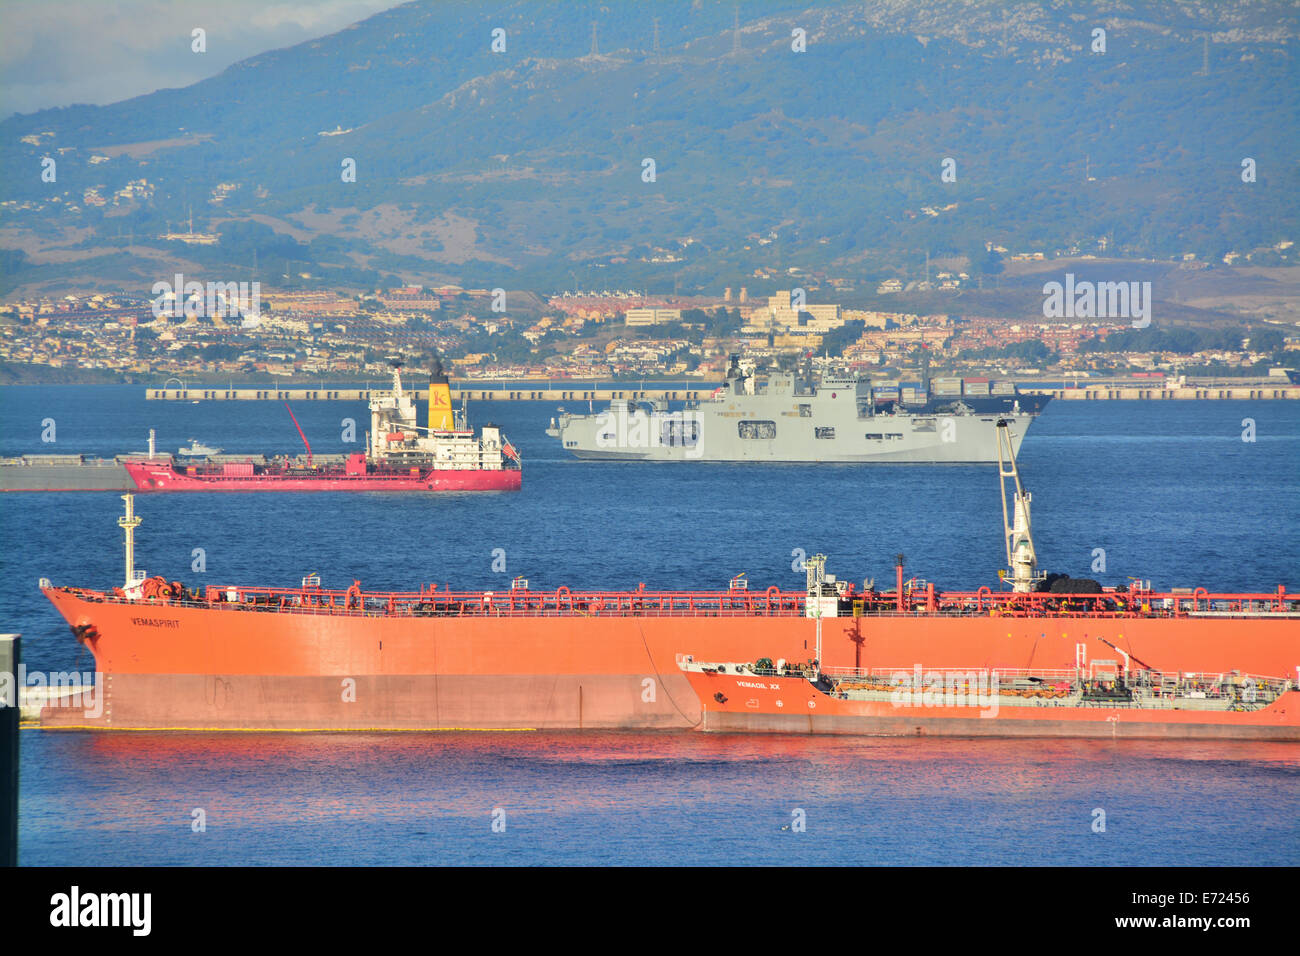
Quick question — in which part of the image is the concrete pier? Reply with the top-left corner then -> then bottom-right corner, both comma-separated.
145,381 -> 1300,402
1022,385 -> 1299,400
145,384 -> 720,402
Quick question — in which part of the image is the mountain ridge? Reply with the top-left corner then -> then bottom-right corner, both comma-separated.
0,0 -> 1296,296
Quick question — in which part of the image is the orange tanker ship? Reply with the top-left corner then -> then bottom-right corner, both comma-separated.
37,550 -> 1300,732
36,424 -> 1300,733
678,660 -> 1300,740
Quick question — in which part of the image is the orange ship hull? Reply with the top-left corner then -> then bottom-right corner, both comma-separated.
682,670 -> 1300,740
38,584 -> 1300,731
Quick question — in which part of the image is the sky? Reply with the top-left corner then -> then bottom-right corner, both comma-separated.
0,0 -> 406,118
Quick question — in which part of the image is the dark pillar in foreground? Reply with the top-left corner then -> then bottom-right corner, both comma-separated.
0,634 -> 18,867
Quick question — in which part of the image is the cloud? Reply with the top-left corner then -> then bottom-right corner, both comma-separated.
0,0 -> 404,117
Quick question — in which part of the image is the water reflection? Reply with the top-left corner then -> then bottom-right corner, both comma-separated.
19,729 -> 1299,866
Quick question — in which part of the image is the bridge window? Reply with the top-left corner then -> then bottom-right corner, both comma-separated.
738,420 -> 776,440
660,419 -> 700,447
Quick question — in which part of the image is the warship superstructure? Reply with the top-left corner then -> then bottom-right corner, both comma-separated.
547,358 -> 1040,463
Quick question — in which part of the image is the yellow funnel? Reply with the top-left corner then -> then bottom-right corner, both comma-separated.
428,379 -> 453,431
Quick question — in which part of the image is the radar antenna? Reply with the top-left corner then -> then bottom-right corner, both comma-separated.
996,420 -> 1042,592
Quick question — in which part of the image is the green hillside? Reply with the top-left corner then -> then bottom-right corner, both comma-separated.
1,0 -> 1296,296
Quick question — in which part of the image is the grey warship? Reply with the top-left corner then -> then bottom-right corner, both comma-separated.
546,358 -> 1038,463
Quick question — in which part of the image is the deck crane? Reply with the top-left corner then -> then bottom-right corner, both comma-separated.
996,419 -> 1044,593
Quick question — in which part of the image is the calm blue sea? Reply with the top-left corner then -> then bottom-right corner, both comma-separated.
1,386 -> 1297,865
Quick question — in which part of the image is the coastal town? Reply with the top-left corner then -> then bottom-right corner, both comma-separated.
2,279 -> 1294,385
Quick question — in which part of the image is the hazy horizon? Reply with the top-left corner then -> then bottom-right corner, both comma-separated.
0,0 -> 403,118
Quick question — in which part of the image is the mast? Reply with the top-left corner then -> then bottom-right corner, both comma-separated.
806,553 -> 827,672
118,493 -> 142,589
996,420 -> 1039,592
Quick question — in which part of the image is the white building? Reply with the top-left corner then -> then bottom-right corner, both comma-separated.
625,308 -> 682,327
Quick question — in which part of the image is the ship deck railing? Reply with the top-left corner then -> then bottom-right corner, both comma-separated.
816,664 -> 1293,689
1,455 -> 129,466
197,594 -> 808,617
56,584 -> 1298,619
